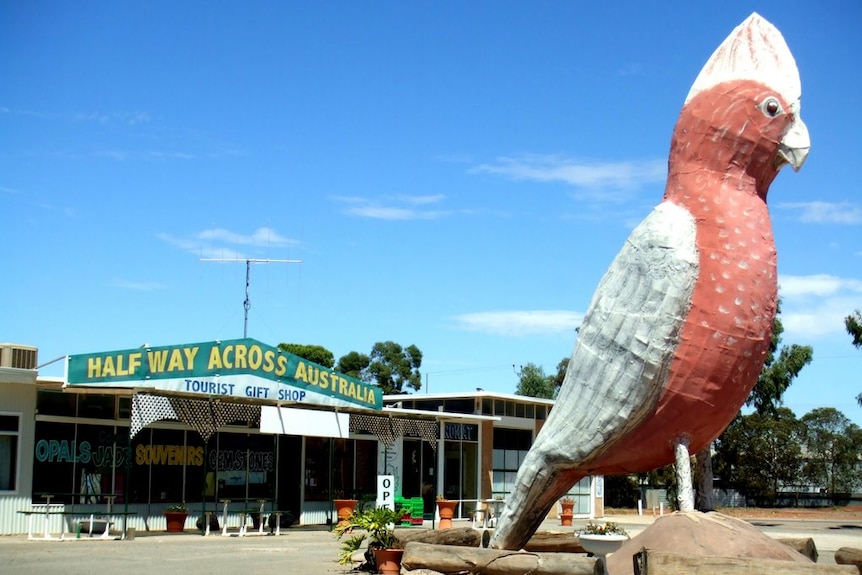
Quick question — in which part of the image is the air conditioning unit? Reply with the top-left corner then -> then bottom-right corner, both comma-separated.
0,344 -> 38,369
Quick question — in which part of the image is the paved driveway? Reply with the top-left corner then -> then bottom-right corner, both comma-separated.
0,514 -> 859,575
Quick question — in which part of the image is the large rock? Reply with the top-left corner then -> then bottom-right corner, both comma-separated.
606,511 -> 812,574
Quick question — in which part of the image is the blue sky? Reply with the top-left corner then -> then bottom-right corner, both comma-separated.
3,1 -> 860,425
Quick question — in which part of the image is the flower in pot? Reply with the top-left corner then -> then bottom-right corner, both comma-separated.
334,505 -> 403,575
559,497 -> 575,526
577,521 -> 629,575
579,520 -> 627,536
164,502 -> 188,533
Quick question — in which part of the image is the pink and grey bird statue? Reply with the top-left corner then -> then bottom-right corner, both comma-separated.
489,13 -> 809,551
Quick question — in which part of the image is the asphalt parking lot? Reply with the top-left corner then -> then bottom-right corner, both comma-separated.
1,514 -> 859,575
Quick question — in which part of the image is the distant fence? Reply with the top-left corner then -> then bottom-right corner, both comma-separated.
715,490 -> 862,508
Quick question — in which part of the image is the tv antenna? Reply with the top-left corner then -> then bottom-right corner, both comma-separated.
201,257 -> 302,338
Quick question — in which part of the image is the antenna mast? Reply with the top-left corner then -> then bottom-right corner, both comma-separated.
201,257 -> 302,338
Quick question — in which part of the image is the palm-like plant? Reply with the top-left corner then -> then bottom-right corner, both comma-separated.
333,505 -> 402,565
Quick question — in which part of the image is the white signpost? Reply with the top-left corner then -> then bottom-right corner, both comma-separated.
377,475 -> 395,510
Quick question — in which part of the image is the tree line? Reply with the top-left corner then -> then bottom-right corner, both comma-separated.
278,340 -> 422,395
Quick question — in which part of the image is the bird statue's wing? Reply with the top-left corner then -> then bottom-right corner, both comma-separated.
490,200 -> 699,549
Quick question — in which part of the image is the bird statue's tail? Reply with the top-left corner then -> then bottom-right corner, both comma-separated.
489,454 -> 584,550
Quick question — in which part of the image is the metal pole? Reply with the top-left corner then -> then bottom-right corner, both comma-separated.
200,257 -> 302,338
243,260 -> 251,338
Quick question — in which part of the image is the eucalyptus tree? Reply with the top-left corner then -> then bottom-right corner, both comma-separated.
697,303 -> 812,510
713,408 -> 804,505
278,343 -> 335,368
800,407 -> 862,497
846,310 -> 862,406
515,363 -> 555,399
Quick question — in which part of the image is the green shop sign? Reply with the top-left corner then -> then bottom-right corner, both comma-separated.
66,338 -> 382,410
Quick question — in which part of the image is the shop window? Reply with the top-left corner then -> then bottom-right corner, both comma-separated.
494,399 -> 505,415
135,428 -> 188,504
208,432 -> 275,501
412,399 -> 443,412
482,398 -> 493,415
79,394 -> 116,419
354,439 -> 378,497
32,421 -> 82,503
332,439 -> 356,498
118,397 -> 131,419
491,428 -> 533,497
303,437 -> 375,502
37,390 -> 77,416
443,398 -> 473,414
0,414 -> 20,491
304,437 -> 330,501
75,424 -> 127,502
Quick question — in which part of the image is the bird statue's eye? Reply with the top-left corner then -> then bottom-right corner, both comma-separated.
760,97 -> 783,118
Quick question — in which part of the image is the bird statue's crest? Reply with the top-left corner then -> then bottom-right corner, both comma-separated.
686,13 -> 801,113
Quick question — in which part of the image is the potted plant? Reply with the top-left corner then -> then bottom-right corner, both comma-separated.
334,505 -> 403,575
435,494 -> 458,530
164,502 -> 188,533
559,497 -> 575,526
577,521 -> 629,575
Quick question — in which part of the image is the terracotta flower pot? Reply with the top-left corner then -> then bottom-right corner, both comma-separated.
436,500 -> 458,530
333,499 -> 359,527
560,500 -> 575,525
164,512 -> 188,532
373,548 -> 404,575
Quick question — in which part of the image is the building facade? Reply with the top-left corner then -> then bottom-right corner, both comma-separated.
0,342 -> 600,535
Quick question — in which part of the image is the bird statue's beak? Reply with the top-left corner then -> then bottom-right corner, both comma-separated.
777,115 -> 810,171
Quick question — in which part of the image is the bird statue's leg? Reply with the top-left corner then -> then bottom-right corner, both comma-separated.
674,436 -> 694,512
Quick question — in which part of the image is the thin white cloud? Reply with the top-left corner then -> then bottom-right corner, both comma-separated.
779,274 -> 862,298
111,279 -> 166,291
779,274 -> 862,339
332,194 -> 449,221
198,227 -> 297,248
0,107 -> 153,126
158,227 -> 299,259
453,310 -> 583,336
72,110 -> 153,126
398,194 -> 445,205
470,154 -> 666,199
778,201 -> 862,225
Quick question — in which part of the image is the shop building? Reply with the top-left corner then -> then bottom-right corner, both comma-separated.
0,341 -> 600,535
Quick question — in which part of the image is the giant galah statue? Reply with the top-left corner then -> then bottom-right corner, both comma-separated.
490,13 -> 809,550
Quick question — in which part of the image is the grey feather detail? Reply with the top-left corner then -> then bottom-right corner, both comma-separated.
490,202 -> 698,549
540,201 -> 698,463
